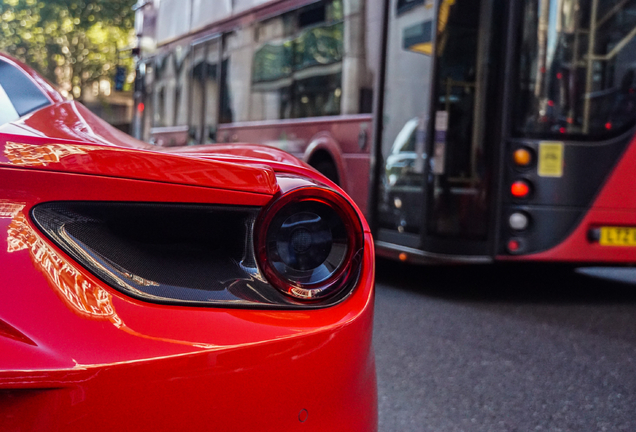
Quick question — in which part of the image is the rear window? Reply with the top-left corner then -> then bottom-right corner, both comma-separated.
0,82 -> 19,126
0,59 -> 51,121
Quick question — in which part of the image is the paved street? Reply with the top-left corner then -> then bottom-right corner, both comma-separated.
374,260 -> 636,432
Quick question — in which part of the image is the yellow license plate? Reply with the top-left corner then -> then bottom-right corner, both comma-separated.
599,227 -> 636,246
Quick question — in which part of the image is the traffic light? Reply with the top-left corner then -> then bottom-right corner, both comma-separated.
115,66 -> 126,91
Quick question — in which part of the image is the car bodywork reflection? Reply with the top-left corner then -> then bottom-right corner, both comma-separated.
1,140 -> 278,195
4,207 -> 215,349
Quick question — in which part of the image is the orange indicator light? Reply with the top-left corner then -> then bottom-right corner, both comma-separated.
398,253 -> 408,262
513,148 -> 532,166
511,180 -> 530,198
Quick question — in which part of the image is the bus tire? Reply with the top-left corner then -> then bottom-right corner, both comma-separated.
313,159 -> 340,185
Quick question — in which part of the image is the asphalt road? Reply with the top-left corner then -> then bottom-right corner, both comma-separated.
374,260 -> 636,432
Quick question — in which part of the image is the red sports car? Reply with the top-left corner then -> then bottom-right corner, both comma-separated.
0,54 -> 377,431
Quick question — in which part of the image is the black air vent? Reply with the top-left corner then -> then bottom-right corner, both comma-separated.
31,202 -> 299,308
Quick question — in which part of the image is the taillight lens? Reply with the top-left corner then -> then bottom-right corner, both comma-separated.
511,180 -> 531,198
255,187 -> 364,301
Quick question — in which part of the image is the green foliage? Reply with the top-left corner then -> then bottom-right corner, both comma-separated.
0,0 -> 136,99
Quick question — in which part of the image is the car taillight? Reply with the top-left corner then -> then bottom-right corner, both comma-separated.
255,187 -> 364,301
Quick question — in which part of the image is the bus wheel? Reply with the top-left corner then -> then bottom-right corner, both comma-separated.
313,159 -> 340,185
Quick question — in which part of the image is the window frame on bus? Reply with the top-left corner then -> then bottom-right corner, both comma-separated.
188,34 -> 222,145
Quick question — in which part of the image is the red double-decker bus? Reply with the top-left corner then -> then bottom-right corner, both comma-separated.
369,0 -> 636,264
133,0 -> 636,265
132,0 -> 378,212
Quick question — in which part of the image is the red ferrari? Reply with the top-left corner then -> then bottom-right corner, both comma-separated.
0,54 -> 377,431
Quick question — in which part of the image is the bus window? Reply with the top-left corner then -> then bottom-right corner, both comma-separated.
292,73 -> 342,118
204,40 -> 220,144
189,43 -> 206,144
174,44 -> 191,127
250,15 -> 294,121
514,0 -> 636,139
427,0 -> 492,240
239,0 -> 346,123
220,31 -> 252,124
291,1 -> 344,117
377,0 -> 434,240
149,45 -> 192,146
188,40 -> 219,145
153,55 -> 170,127
377,0 -> 499,251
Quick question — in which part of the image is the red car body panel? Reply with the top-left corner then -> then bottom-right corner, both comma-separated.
168,143 -> 312,168
0,54 -> 377,430
14,100 -> 153,148
499,134 -> 636,263
0,136 -> 279,196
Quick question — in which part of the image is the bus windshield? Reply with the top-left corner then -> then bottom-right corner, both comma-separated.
514,0 -> 636,140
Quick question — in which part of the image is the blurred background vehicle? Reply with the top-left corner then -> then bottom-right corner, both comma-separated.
132,0 -> 378,216
371,0 -> 636,266
133,0 -> 636,267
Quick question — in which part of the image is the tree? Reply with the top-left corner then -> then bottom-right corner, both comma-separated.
0,0 -> 136,100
